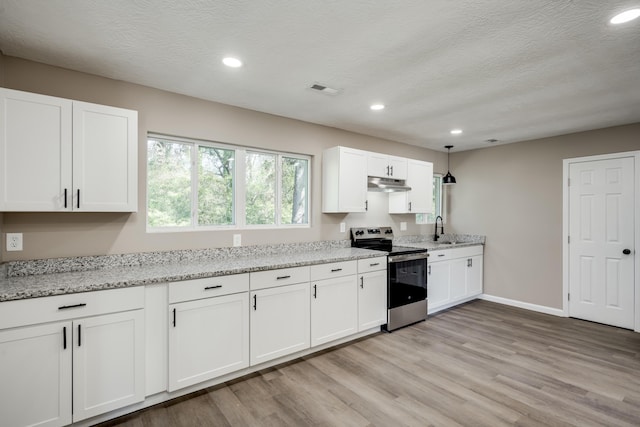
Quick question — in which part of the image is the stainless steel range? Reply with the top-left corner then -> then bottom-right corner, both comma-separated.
351,227 -> 429,331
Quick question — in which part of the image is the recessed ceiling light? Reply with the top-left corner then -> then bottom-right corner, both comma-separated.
450,129 -> 463,135
222,57 -> 243,68
370,104 -> 385,111
610,9 -> 640,24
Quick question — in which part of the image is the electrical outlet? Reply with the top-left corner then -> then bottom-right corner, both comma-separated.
400,222 -> 407,231
6,233 -> 23,251
340,222 -> 346,233
233,234 -> 241,247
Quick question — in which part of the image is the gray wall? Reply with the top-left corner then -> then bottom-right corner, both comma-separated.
449,124 -> 640,309
0,56 -> 448,261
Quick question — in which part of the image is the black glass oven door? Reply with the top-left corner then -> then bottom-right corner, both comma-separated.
388,257 -> 427,309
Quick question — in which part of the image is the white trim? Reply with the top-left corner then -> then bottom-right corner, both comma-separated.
480,294 -> 567,317
562,150 -> 640,333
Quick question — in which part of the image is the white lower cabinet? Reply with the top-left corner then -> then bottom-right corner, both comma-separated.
311,274 -> 358,346
357,256 -> 388,331
0,321 -> 72,427
0,291 -> 144,427
168,293 -> 249,392
73,310 -> 145,422
250,282 -> 310,366
428,246 -> 484,313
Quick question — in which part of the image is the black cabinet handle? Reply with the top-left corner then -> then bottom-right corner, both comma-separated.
172,308 -> 176,327
204,285 -> 222,290
360,276 -> 364,288
623,249 -> 631,255
428,265 -> 432,275
409,202 -> 412,212
331,268 -> 342,273
390,165 -> 394,176
63,326 -> 67,350
313,284 -> 317,298
386,165 -> 390,176
77,189 -> 80,209
78,324 -> 82,347
253,294 -> 257,310
64,189 -> 68,208
370,262 -> 380,267
276,275 -> 291,280
58,303 -> 87,310
365,200 -> 368,211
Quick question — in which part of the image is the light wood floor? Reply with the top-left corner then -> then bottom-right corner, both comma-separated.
99,300 -> 640,426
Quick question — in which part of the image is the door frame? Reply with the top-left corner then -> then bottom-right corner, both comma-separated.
562,150 -> 640,332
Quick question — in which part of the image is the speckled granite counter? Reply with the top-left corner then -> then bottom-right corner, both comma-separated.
0,246 -> 384,302
395,233 -> 485,251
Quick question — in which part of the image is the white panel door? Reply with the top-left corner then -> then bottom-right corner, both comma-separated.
72,101 -> 138,212
339,148 -> 368,212
73,310 -> 145,421
358,270 -> 388,331
428,261 -> 450,309
466,255 -> 484,296
168,293 -> 249,392
0,321 -> 72,427
569,157 -> 635,328
310,276 -> 358,346
0,88 -> 72,211
250,283 -> 310,366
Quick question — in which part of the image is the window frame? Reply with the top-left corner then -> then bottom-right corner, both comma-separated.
146,134 -> 311,232
416,173 -> 445,224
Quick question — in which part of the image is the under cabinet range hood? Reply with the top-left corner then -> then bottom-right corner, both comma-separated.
367,176 -> 411,192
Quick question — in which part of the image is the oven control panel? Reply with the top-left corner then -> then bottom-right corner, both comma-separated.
351,226 -> 394,241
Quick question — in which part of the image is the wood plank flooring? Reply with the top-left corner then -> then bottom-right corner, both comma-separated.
98,300 -> 640,426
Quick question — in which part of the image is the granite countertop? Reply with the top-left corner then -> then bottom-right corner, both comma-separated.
0,247 -> 384,303
402,241 -> 483,251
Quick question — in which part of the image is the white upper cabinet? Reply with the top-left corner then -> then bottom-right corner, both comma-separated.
322,146 -> 368,213
367,152 -> 407,180
0,88 -> 138,212
389,159 -> 433,214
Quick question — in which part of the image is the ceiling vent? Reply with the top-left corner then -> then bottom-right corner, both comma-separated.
309,83 -> 341,95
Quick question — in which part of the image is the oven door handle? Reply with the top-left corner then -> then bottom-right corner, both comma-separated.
388,252 -> 429,263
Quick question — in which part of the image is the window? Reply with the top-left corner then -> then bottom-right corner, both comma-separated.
147,135 -> 310,230
416,174 -> 443,224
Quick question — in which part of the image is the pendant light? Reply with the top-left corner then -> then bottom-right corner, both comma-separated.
442,145 -> 457,185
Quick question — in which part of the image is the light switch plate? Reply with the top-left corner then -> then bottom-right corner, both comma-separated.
400,222 -> 407,231
6,233 -> 23,251
233,234 -> 241,247
340,222 -> 346,233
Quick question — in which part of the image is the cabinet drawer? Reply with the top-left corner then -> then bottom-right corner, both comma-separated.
310,261 -> 357,281
250,266 -> 310,291
0,286 -> 144,330
357,256 -> 387,273
430,245 -> 483,262
169,274 -> 249,304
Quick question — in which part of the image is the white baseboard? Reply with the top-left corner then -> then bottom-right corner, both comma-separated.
479,294 -> 566,317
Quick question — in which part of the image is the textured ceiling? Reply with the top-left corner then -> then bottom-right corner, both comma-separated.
0,0 -> 639,152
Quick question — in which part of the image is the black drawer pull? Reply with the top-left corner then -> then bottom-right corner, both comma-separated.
58,303 -> 87,310
331,268 -> 342,272
204,285 -> 222,290
438,254 -> 445,257
369,262 -> 380,267
276,275 -> 291,280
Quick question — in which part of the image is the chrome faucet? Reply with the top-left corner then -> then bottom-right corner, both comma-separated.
434,215 -> 444,241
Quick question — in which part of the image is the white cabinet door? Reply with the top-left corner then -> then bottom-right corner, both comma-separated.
358,270 -> 387,331
73,310 -> 144,422
73,101 -> 138,212
0,321 -> 72,427
428,261 -> 450,309
311,276 -> 358,346
388,156 -> 408,180
450,257 -> 468,301
250,283 -> 310,366
322,146 -> 368,213
389,159 -> 433,213
0,88 -> 72,211
466,255 -> 484,296
168,292 -> 249,392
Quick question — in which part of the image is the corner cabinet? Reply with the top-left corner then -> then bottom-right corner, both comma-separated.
322,146 -> 368,213
428,245 -> 484,314
0,287 -> 145,427
0,87 -> 138,212
389,159 -> 433,214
